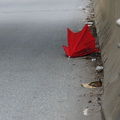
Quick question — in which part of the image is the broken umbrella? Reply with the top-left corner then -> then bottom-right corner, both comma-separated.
62,24 -> 99,57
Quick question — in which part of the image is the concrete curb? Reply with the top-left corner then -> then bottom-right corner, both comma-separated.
92,0 -> 120,120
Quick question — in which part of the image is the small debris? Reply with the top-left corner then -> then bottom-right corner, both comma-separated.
89,80 -> 102,87
81,80 -> 103,88
85,22 -> 94,25
88,24 -> 92,27
97,97 -> 101,101
81,83 -> 97,88
85,10 -> 89,13
92,58 -> 96,61
83,108 -> 89,116
88,100 -> 92,103
96,66 -> 103,72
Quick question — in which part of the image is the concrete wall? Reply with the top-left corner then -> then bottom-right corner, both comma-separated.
92,0 -> 120,120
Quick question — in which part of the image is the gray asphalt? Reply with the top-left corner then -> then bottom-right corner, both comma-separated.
0,0 -> 92,120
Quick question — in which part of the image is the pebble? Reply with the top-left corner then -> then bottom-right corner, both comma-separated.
88,100 -> 92,103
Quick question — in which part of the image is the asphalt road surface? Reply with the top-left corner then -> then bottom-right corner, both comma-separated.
0,0 -> 98,120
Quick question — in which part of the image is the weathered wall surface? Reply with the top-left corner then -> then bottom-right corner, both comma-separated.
92,0 -> 120,120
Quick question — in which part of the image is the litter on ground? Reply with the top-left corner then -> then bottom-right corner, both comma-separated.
96,66 -> 103,72
81,80 -> 103,88
62,24 -> 99,57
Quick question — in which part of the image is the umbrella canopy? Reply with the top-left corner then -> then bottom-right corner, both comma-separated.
62,24 -> 99,57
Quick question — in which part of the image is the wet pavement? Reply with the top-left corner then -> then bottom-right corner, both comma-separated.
0,0 -> 102,120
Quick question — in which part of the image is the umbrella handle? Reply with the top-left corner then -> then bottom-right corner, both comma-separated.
67,56 -> 71,60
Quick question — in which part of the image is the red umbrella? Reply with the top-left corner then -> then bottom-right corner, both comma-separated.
62,24 -> 99,57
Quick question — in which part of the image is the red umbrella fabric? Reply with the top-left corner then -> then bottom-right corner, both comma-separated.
62,24 -> 99,57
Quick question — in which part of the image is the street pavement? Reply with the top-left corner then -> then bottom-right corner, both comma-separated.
0,0 -> 102,120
